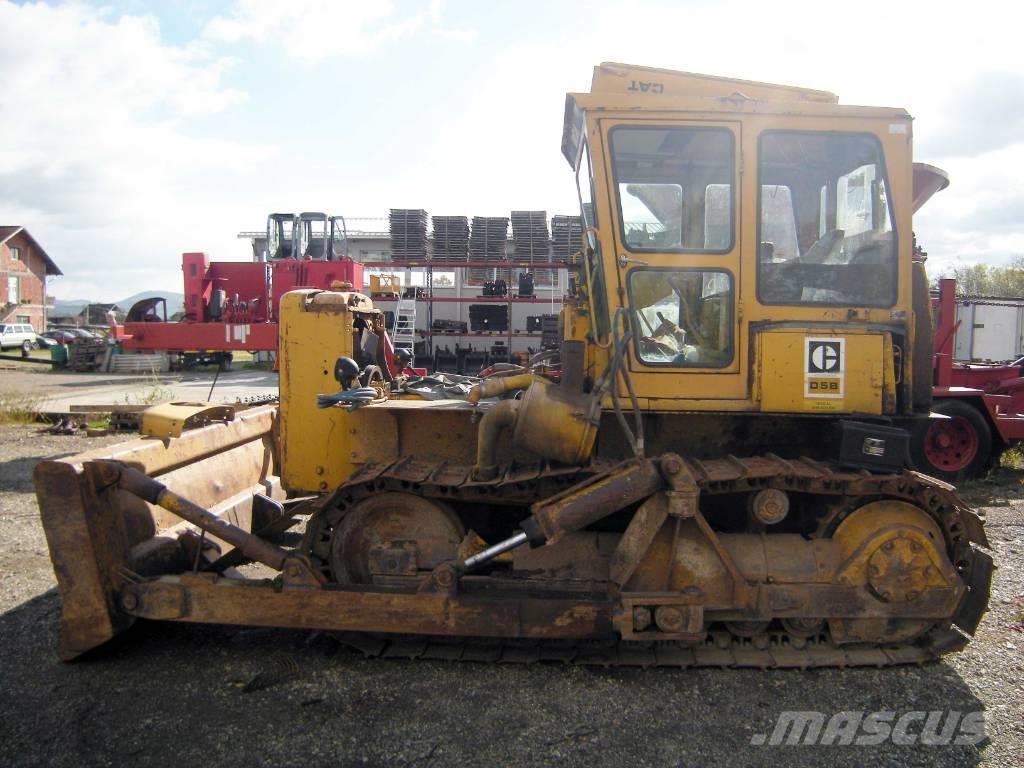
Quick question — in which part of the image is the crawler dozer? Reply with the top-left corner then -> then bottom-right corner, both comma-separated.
35,63 -> 992,666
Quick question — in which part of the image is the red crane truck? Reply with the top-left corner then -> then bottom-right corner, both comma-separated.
910,276 -> 1024,480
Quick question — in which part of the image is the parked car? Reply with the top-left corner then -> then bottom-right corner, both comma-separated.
0,323 -> 39,353
34,334 -> 57,348
43,330 -> 79,345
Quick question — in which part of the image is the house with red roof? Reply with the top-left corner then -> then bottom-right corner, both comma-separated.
0,226 -> 62,332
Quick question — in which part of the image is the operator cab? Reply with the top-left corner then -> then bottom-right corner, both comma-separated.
296,212 -> 330,260
564,62 -> 915,416
267,213 -> 296,260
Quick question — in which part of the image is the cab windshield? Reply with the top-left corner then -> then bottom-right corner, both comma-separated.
757,132 -> 896,306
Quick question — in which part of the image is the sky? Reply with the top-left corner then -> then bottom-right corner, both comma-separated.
2,0 -> 1023,301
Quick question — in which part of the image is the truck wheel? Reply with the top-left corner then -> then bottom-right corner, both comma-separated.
21,340 -> 31,357
218,354 -> 233,372
910,399 -> 992,482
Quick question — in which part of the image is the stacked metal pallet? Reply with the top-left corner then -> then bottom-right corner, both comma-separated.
69,338 -> 110,372
431,215 -> 469,260
551,214 -> 583,261
109,352 -> 169,374
470,217 -> 508,260
469,216 -> 508,284
389,209 -> 428,260
510,211 -> 550,261
510,209 -> 554,289
432,216 -> 469,260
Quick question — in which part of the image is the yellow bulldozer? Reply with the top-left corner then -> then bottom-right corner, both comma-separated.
34,63 -> 991,667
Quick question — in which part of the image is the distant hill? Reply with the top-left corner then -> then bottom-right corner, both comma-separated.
49,298 -> 89,317
52,291 -> 184,319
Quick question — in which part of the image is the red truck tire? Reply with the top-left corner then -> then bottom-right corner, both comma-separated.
910,399 -> 992,482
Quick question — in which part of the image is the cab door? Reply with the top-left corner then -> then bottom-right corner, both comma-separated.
598,118 -> 747,403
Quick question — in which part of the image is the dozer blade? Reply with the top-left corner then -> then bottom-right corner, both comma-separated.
32,405 -> 285,660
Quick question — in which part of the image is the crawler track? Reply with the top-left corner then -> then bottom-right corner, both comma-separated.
303,453 -> 993,668
333,629 -> 959,668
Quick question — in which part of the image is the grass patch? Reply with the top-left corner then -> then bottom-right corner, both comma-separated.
1001,446 -> 1024,470
0,389 -> 45,424
125,372 -> 175,406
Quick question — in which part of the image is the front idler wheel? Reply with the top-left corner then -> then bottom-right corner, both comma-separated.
329,492 -> 465,585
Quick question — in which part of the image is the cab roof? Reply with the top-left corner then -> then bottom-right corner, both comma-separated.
562,63 -> 910,166
589,62 -> 838,103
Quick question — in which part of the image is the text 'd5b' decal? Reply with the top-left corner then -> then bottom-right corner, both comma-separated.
804,338 -> 844,399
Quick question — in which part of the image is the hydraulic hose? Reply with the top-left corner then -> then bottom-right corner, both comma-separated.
612,308 -> 645,456
593,307 -> 644,459
316,386 -> 379,411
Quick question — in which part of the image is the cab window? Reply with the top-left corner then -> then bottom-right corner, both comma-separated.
757,132 -> 896,306
610,126 -> 734,253
628,269 -> 733,367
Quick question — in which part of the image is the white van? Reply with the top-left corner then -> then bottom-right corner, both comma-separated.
0,323 -> 37,353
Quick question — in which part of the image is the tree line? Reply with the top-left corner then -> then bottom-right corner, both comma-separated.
932,257 -> 1024,297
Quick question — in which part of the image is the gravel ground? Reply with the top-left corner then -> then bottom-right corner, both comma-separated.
0,424 -> 1020,767
0,367 -> 277,413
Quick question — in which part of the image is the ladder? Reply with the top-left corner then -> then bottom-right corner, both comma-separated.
393,297 -> 417,364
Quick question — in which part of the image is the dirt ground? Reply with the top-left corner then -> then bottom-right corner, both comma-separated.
0,424 -> 1021,768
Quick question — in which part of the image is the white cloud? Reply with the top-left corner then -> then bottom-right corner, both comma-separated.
915,72 -> 1024,159
420,0 -> 1024,272
0,1 -> 265,299
2,0 -> 1022,301
915,144 -> 1024,275
204,0 -> 474,63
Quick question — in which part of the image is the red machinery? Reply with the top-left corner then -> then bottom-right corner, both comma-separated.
120,213 -> 364,370
910,276 -> 1024,480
